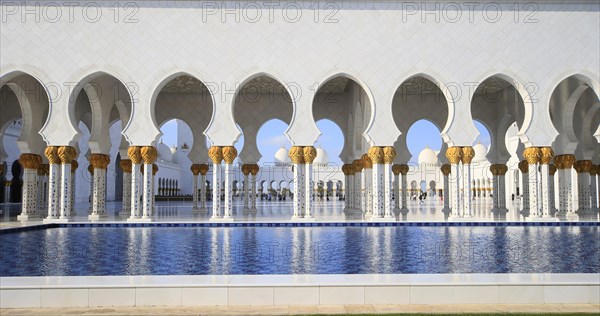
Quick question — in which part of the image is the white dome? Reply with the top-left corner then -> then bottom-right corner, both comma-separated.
274,146 -> 290,165
157,142 -> 173,162
418,147 -> 438,165
473,143 -> 488,162
314,147 -> 329,165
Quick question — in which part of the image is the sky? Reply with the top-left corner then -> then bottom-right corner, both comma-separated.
160,119 -> 491,165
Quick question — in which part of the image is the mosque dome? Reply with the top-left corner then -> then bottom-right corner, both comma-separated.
157,142 -> 173,162
418,146 -> 438,166
274,146 -> 290,165
473,143 -> 488,162
314,147 -> 329,166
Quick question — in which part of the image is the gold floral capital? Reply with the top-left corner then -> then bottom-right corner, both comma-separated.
19,154 -> 42,170
57,146 -> 77,164
445,147 -> 462,165
45,146 -> 61,165
539,147 -> 554,165
119,160 -> 132,173
87,164 -> 94,175
497,164 -> 508,175
71,160 -> 78,172
199,164 -> 209,176
383,146 -> 396,164
288,146 -> 304,164
554,154 -> 575,169
208,146 -> 223,164
140,146 -> 157,164
518,160 -> 529,173
367,146 -> 384,165
573,160 -> 592,173
222,146 -> 238,164
523,147 -> 541,165
191,164 -> 202,176
127,146 -> 142,164
250,164 -> 260,175
361,154 -> 373,169
441,164 -> 451,176
352,159 -> 363,172
549,164 -> 557,176
392,164 -> 402,175
460,146 -> 475,164
303,146 -> 317,164
152,164 -> 158,175
90,154 -> 110,169
241,164 -> 251,176
398,164 -> 409,175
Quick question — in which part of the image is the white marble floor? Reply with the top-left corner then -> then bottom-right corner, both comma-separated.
0,198 -> 598,224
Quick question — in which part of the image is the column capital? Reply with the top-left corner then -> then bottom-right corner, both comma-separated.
127,146 -> 142,164
37,165 -> 45,176
383,146 -> 396,164
352,159 -> 363,173
288,146 -> 304,164
539,147 -> 554,164
208,146 -> 223,164
90,153 -> 110,169
589,165 -> 597,176
342,164 -> 353,175
222,146 -> 237,164
573,160 -> 593,173
441,164 -> 451,176
549,164 -> 557,175
361,154 -> 373,169
303,146 -> 317,164
445,146 -> 462,164
249,163 -> 259,175
367,146 -> 384,164
140,146 -> 157,164
119,159 -> 132,173
88,164 -> 94,175
71,160 -> 78,172
398,164 -> 409,175
19,154 -> 42,170
460,146 -> 475,165
241,164 -> 250,176
392,164 -> 402,175
199,164 -> 210,175
44,146 -> 61,165
518,160 -> 529,173
497,164 -> 508,175
57,146 -> 77,164
191,164 -> 202,176
152,164 -> 158,175
553,154 -> 575,169
523,147 -> 541,165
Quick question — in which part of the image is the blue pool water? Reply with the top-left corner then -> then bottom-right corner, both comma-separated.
1,226 -> 599,276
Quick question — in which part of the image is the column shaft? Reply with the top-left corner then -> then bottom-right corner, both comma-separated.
304,163 -> 313,218
224,163 -> 233,218
142,163 -> 153,218
212,164 -> 222,218
192,174 -> 199,209
47,163 -> 60,219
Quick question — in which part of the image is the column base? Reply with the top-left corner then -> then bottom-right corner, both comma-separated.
526,216 -> 558,222
127,217 -> 153,223
43,217 -> 71,223
210,217 -> 234,222
292,216 -> 315,222
17,214 -> 39,222
118,211 -> 131,218
88,213 -> 107,222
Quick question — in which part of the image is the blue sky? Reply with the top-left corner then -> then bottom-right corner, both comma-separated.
160,119 -> 491,165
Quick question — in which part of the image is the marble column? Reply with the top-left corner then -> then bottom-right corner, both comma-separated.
549,164 -> 557,214
289,146 -> 304,219
539,147 -> 554,217
353,159 -> 363,211
199,164 -> 209,211
222,146 -> 237,219
523,147 -> 542,219
382,147 -> 396,219
368,147 -> 384,218
140,146 -> 157,221
17,153 -> 42,221
460,147 -> 474,218
445,147 -> 462,218
57,146 -> 77,220
70,160 -> 77,217
342,164 -> 352,210
441,164 -> 451,212
518,160 -> 530,214
44,147 -> 61,221
241,164 -> 250,210
249,164 -> 259,210
191,164 -> 201,210
497,164 -> 508,211
3,179 -> 11,202
152,164 -> 158,212
119,160 -> 132,217
591,165 -> 599,210
361,154 -> 373,215
209,146 -> 223,219
127,146 -> 143,221
392,165 -> 401,210
87,164 -> 94,213
89,154 -> 110,221
303,146 -> 317,219
399,164 -> 409,212
553,155 -> 574,215
36,164 -> 48,214
574,160 -> 593,213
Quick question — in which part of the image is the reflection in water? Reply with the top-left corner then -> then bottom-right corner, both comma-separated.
1,226 -> 598,276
